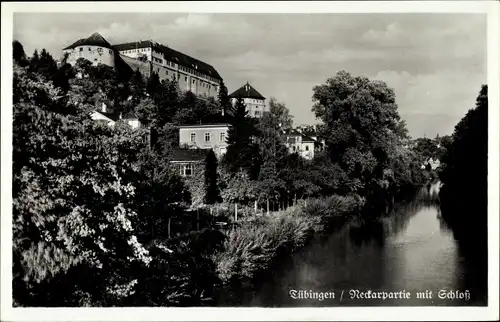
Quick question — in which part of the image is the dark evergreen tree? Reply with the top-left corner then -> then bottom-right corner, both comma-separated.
146,72 -> 161,97
217,80 -> 231,117
28,49 -> 40,74
129,69 -> 147,105
204,149 -> 220,204
223,97 -> 259,177
37,49 -> 58,81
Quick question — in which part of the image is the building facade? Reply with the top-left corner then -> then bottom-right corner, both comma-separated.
113,40 -> 222,99
229,82 -> 267,118
284,129 -> 316,160
63,33 -> 223,99
178,123 -> 231,158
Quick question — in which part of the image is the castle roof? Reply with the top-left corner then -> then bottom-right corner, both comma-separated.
229,82 -> 266,100
113,40 -> 222,80
63,32 -> 113,50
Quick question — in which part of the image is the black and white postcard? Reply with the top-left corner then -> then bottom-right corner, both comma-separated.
1,1 -> 499,321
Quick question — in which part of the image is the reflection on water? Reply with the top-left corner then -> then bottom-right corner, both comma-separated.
241,183 -> 487,307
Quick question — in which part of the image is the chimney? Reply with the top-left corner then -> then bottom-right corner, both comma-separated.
101,102 -> 107,113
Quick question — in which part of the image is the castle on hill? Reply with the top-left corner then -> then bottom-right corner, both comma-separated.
63,32 -> 268,117
62,32 -> 223,99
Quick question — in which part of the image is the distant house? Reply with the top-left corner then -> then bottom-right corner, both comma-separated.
178,123 -> 231,158
169,148 -> 210,177
229,82 -> 267,118
91,103 -> 141,129
283,129 -> 317,160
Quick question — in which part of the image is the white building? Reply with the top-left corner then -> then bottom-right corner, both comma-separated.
283,129 -> 317,160
178,123 -> 232,159
229,82 -> 267,118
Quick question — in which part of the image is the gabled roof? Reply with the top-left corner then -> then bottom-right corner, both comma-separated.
283,129 -> 317,143
93,110 -> 119,122
170,148 -> 210,162
113,40 -> 222,80
229,82 -> 266,100
301,135 -> 316,143
63,32 -> 113,50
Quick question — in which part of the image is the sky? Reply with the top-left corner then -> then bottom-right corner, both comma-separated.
13,12 -> 487,138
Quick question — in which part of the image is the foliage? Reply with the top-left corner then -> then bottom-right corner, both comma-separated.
312,71 -> 413,203
266,97 -> 294,129
439,85 -> 488,256
217,80 -> 231,116
13,101 -> 151,306
223,97 -> 260,177
13,40 -> 28,67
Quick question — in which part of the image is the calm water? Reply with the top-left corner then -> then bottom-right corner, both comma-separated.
238,183 -> 487,307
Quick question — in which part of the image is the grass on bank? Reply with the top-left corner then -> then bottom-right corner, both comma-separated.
213,194 -> 363,283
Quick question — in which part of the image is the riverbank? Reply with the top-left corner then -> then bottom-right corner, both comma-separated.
211,194 -> 364,304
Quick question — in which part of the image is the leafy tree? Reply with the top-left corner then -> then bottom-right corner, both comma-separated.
204,149 -> 220,204
312,71 -> 409,202
253,117 -> 289,204
13,40 -> 28,67
13,101 -> 152,306
266,97 -> 293,130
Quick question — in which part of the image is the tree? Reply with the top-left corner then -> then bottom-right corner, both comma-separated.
217,80 -> 231,116
37,49 -> 58,81
265,97 -> 293,130
128,69 -> 147,105
13,40 -> 28,67
146,72 -> 161,97
204,149 -> 220,204
13,101 -> 152,306
223,97 -> 258,177
439,85 -> 488,256
312,71 -> 409,202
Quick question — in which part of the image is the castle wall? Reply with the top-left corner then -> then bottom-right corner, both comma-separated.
64,45 -> 115,68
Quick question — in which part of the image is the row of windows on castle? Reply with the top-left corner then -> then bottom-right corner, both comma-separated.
78,47 -> 114,55
151,66 -> 215,91
190,132 -> 226,143
119,47 -> 220,84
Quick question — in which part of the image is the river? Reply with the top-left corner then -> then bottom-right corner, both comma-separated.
234,182 -> 487,307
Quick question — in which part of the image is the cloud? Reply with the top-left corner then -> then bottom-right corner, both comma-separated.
172,13 -> 214,30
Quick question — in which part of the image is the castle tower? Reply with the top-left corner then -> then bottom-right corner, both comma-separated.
228,82 -> 267,118
62,32 -> 115,68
